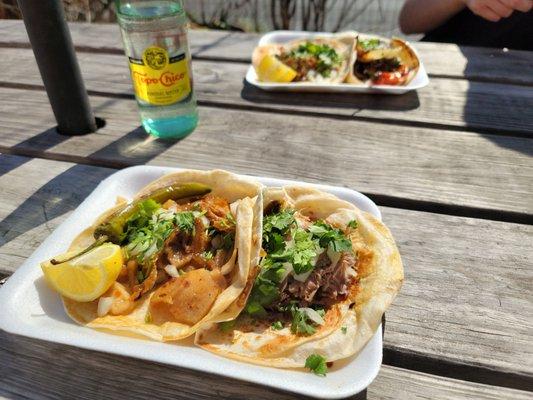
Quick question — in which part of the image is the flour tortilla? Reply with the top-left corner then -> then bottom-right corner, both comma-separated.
347,33 -> 420,86
252,32 -> 357,83
195,186 -> 403,367
62,169 -> 262,341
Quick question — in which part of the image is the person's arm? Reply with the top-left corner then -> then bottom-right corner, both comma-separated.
400,0 -> 533,34
399,0 -> 466,34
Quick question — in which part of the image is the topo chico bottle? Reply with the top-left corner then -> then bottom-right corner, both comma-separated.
115,0 -> 198,139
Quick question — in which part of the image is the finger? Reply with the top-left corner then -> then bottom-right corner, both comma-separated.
488,0 -> 514,17
500,0 -> 532,12
475,4 -> 503,20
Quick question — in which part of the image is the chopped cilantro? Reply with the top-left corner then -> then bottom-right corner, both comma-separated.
341,326 -> 347,334
219,320 -> 236,332
291,307 -> 317,335
202,251 -> 213,260
262,209 -> 295,253
347,220 -> 358,229
308,220 -> 352,253
288,42 -> 341,77
359,38 -> 382,51
174,211 -> 195,232
271,321 -> 283,330
305,354 -> 328,376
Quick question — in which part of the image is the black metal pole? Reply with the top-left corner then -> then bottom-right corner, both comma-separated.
17,0 -> 97,135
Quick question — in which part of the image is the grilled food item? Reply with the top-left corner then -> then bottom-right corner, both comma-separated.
252,33 -> 356,83
196,186 -> 403,369
348,34 -> 420,86
42,170 -> 262,342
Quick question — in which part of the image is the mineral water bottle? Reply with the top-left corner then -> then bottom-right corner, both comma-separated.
115,0 -> 198,139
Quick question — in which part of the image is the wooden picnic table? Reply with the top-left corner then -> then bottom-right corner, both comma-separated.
0,19 -> 532,399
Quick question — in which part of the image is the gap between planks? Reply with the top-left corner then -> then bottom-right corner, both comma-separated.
0,80 -> 531,140
1,144 -> 531,226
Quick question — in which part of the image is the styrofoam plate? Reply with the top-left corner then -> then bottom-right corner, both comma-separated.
0,166 -> 382,399
246,30 -> 429,94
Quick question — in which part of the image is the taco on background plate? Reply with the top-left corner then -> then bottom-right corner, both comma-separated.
252,33 -> 357,83
195,186 -> 403,369
41,169 -> 262,342
348,34 -> 420,86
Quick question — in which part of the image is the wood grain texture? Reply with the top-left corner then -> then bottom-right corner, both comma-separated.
0,155 -> 531,386
0,89 -> 531,217
1,20 -> 532,85
1,48 -> 532,134
1,331 -> 530,400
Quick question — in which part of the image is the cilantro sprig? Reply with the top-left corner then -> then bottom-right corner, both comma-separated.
305,354 -> 328,376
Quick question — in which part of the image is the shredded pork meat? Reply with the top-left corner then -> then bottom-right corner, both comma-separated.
277,251 -> 356,308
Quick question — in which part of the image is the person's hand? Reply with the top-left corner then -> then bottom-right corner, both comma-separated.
464,0 -> 532,22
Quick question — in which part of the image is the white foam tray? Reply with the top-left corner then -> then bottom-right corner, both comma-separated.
0,166 -> 382,399
246,30 -> 429,94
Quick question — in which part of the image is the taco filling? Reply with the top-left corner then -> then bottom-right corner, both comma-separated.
100,193 -> 238,324
354,37 -> 418,85
277,42 -> 343,82
242,201 -> 358,334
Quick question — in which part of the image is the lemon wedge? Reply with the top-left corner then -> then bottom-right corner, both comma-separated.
256,55 -> 297,83
41,243 -> 123,302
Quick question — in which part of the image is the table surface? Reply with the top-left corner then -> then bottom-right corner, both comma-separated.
0,20 -> 532,400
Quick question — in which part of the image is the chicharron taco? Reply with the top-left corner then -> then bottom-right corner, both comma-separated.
43,170 -> 262,341
195,185 -> 403,368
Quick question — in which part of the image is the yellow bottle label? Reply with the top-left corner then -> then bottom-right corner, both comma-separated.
129,46 -> 191,106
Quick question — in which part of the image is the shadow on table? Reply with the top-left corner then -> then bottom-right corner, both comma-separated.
0,125 -> 180,248
240,80 -> 420,113
460,46 -> 533,156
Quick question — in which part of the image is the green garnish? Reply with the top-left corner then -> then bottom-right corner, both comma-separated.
219,320 -> 236,332
359,38 -> 382,51
305,354 -> 328,376
202,251 -> 214,260
271,321 -> 283,330
290,306 -> 317,336
341,326 -> 347,334
308,220 -> 352,252
288,42 -> 341,77
347,220 -> 358,229
174,211 -> 195,232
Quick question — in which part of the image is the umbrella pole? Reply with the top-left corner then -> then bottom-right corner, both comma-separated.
17,0 -> 97,135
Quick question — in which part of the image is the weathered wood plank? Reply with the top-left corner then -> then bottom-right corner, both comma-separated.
1,20 -> 532,85
1,330 -> 530,400
1,47 -> 532,134
0,88 -> 531,217
1,155 -> 531,386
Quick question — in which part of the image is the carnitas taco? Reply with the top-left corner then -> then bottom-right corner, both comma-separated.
252,33 -> 356,83
41,170 -> 262,341
196,186 -> 403,370
348,34 -> 419,86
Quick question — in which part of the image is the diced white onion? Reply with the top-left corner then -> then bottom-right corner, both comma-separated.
293,269 -> 313,282
164,264 -> 180,278
301,307 -> 325,325
327,247 -> 341,268
97,297 -> 113,317
145,242 -> 159,257
200,215 -> 210,227
230,201 -> 239,217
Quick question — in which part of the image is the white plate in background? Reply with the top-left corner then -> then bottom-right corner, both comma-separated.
0,166 -> 382,399
245,30 -> 429,94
